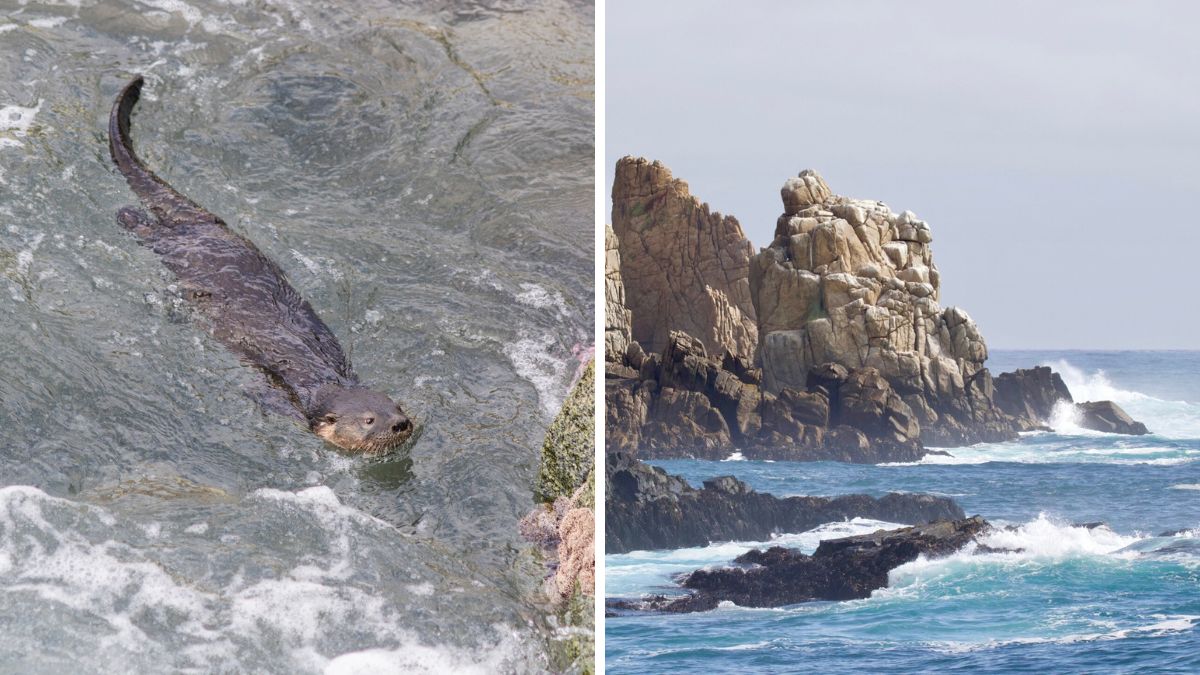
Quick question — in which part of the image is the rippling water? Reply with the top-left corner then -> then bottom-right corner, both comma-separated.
0,1 -> 593,671
607,351 -> 1200,673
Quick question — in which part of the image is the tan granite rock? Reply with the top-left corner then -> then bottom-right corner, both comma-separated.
604,223 -> 632,361
611,156 -> 758,360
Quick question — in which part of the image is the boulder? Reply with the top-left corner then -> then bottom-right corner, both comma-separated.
1076,400 -> 1150,435
604,378 -> 653,454
640,387 -> 732,455
993,366 -> 1073,422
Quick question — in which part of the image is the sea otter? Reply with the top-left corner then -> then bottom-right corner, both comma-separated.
107,75 -> 412,455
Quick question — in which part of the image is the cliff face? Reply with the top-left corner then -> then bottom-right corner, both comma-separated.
611,157 -> 758,361
750,170 -> 1008,445
604,223 -> 632,360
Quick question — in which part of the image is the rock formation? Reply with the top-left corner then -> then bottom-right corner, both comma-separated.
605,158 -> 1149,462
751,169 -> 1020,446
605,451 -> 964,554
993,366 -> 1073,422
611,157 -> 758,360
609,516 -> 989,613
1076,400 -> 1149,435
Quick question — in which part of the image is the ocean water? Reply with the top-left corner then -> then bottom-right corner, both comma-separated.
607,351 -> 1200,673
0,1 -> 593,672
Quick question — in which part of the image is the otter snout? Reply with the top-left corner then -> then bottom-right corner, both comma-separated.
390,414 -> 412,435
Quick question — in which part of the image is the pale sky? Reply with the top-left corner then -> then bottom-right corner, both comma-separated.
607,0 -> 1200,350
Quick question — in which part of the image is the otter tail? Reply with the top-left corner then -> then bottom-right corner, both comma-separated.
108,76 -> 199,213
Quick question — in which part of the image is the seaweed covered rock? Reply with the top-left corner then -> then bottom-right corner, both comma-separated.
520,359 -> 595,673
535,361 -> 596,503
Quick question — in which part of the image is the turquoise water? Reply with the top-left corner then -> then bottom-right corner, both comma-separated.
606,351 -> 1200,673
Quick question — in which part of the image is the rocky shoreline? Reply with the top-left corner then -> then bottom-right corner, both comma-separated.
603,158 -> 1153,625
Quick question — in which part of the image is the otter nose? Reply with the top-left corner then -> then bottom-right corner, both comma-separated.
391,415 -> 411,434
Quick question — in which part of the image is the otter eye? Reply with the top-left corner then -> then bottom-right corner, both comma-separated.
364,417 -> 375,426
323,414 -> 337,425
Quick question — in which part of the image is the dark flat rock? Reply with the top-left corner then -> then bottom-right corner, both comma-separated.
613,516 -> 989,613
1076,400 -> 1150,435
605,452 -> 965,554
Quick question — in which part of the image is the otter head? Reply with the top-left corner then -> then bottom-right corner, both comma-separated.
307,386 -> 413,455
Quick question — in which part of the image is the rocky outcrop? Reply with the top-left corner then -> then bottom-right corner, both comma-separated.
610,517 -> 988,613
605,451 -> 965,554
994,366 -> 1072,422
607,329 -> 927,463
611,157 -> 758,360
604,159 -> 1149,461
751,170 -> 1023,446
1076,400 -> 1150,435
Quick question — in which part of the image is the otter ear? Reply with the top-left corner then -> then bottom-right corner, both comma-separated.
311,413 -> 338,430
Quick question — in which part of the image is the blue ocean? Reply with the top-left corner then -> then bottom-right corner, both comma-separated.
606,351 -> 1200,673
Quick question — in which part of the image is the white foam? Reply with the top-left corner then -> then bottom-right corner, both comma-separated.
886,514 -> 1144,595
721,451 -> 746,462
975,514 -> 1140,558
1045,358 -> 1200,440
139,0 -> 230,33
932,614 -> 1198,652
28,16 -> 69,28
1171,483 -> 1200,491
896,437 -> 1196,467
514,282 -> 568,318
0,485 -> 529,672
503,335 -> 569,415
0,99 -> 42,149
324,636 -> 522,675
290,250 -> 344,281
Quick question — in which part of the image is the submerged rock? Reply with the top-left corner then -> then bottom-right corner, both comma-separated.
605,451 -> 964,554
613,517 -> 989,613
1075,400 -> 1150,435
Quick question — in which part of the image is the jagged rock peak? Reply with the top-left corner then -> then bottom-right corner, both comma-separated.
611,156 -> 758,360
751,168 -> 1006,445
781,169 -> 833,214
